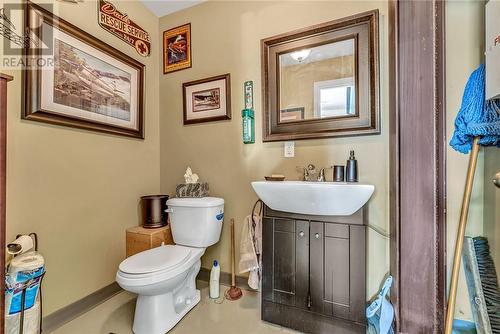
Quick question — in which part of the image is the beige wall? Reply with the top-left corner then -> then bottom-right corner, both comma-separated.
2,0 -> 160,315
280,55 -> 354,119
159,1 -> 390,299
1,0 -> 486,320
446,0 -> 485,321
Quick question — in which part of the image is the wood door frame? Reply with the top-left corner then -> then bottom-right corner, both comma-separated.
389,1 -> 447,333
0,73 -> 14,333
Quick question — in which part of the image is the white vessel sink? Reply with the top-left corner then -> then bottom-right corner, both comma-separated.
251,181 -> 375,216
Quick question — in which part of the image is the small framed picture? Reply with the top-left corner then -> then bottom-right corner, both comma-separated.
163,23 -> 192,74
183,74 -> 231,125
280,107 -> 305,123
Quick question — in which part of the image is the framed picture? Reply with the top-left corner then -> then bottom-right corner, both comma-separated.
280,107 -> 305,123
163,23 -> 192,74
23,2 -> 145,138
182,74 -> 231,125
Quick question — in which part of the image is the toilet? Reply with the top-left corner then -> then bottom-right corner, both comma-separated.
116,197 -> 224,334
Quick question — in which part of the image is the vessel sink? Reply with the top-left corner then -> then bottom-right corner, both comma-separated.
251,181 -> 375,216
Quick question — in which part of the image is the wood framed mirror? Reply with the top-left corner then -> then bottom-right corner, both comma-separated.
261,10 -> 380,141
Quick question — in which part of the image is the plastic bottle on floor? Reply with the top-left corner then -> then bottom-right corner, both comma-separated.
209,260 -> 220,299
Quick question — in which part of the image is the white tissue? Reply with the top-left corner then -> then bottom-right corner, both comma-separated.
7,235 -> 34,255
184,167 -> 199,184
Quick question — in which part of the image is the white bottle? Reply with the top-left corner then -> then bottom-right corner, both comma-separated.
209,260 -> 220,299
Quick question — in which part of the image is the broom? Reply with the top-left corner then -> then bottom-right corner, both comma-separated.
472,238 -> 500,332
462,237 -> 500,333
445,64 -> 500,334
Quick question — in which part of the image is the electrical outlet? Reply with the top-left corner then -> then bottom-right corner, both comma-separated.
284,141 -> 295,157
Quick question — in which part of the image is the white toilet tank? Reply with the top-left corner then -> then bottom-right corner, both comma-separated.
166,197 -> 224,247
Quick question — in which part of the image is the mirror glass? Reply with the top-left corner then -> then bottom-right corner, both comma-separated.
279,38 -> 355,123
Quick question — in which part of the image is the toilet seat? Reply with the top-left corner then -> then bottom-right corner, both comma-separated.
116,245 -> 204,287
119,245 -> 191,275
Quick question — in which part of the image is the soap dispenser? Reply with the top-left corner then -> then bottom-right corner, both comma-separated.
346,150 -> 358,182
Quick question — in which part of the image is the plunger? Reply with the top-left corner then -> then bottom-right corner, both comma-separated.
226,219 -> 242,301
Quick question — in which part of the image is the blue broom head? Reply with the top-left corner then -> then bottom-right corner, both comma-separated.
450,64 -> 500,154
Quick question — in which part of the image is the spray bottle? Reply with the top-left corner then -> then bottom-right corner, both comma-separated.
209,260 -> 220,299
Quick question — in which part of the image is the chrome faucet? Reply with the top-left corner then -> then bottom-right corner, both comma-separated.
317,168 -> 326,182
298,164 -> 328,182
298,164 -> 314,181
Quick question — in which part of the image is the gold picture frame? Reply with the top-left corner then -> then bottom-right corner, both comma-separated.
163,23 -> 192,74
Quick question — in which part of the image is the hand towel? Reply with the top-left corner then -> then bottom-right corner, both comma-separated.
238,214 -> 263,290
238,215 -> 258,275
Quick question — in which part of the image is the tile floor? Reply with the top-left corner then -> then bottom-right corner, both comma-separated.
51,281 -> 298,334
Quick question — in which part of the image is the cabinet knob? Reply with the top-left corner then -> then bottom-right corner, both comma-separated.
315,233 -> 320,239
298,231 -> 305,237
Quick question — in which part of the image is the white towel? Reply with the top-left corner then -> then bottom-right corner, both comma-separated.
238,215 -> 258,273
238,214 -> 262,290
249,214 -> 262,290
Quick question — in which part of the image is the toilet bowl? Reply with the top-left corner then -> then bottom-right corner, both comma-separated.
116,197 -> 224,334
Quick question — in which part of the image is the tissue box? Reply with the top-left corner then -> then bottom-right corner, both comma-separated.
175,183 -> 209,198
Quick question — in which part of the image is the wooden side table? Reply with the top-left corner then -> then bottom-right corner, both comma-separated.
126,225 -> 174,258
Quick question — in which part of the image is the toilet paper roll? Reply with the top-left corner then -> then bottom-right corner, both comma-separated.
6,301 -> 40,334
7,235 -> 34,255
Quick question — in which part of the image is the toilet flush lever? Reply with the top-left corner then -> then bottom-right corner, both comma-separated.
165,208 -> 174,213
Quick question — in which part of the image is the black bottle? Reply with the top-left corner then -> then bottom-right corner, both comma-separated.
346,150 -> 358,182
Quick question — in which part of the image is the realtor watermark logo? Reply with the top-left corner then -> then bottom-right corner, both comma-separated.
0,3 -> 54,69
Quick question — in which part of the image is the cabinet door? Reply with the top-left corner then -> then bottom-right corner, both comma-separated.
262,217 -> 309,309
310,222 -> 366,323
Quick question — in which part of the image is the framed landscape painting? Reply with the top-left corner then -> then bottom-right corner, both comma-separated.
163,23 -> 192,74
23,2 -> 145,138
182,74 -> 231,125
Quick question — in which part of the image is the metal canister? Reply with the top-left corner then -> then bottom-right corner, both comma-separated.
333,165 -> 345,182
140,195 -> 169,228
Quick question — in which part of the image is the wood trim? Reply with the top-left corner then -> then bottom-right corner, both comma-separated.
42,282 -> 122,333
388,0 -> 400,330
0,74 -> 13,82
0,73 -> 13,334
389,1 -> 446,333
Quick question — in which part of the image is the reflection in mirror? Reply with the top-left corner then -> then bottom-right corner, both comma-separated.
279,38 -> 355,123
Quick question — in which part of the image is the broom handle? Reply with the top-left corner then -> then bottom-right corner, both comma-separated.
231,219 -> 236,287
444,137 -> 480,334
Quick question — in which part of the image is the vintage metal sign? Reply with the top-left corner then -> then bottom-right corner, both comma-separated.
98,0 -> 151,57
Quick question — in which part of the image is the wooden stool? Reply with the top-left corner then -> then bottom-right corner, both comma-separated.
126,225 -> 174,258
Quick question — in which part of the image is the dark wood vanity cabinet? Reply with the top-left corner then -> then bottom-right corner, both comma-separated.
262,206 -> 366,334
